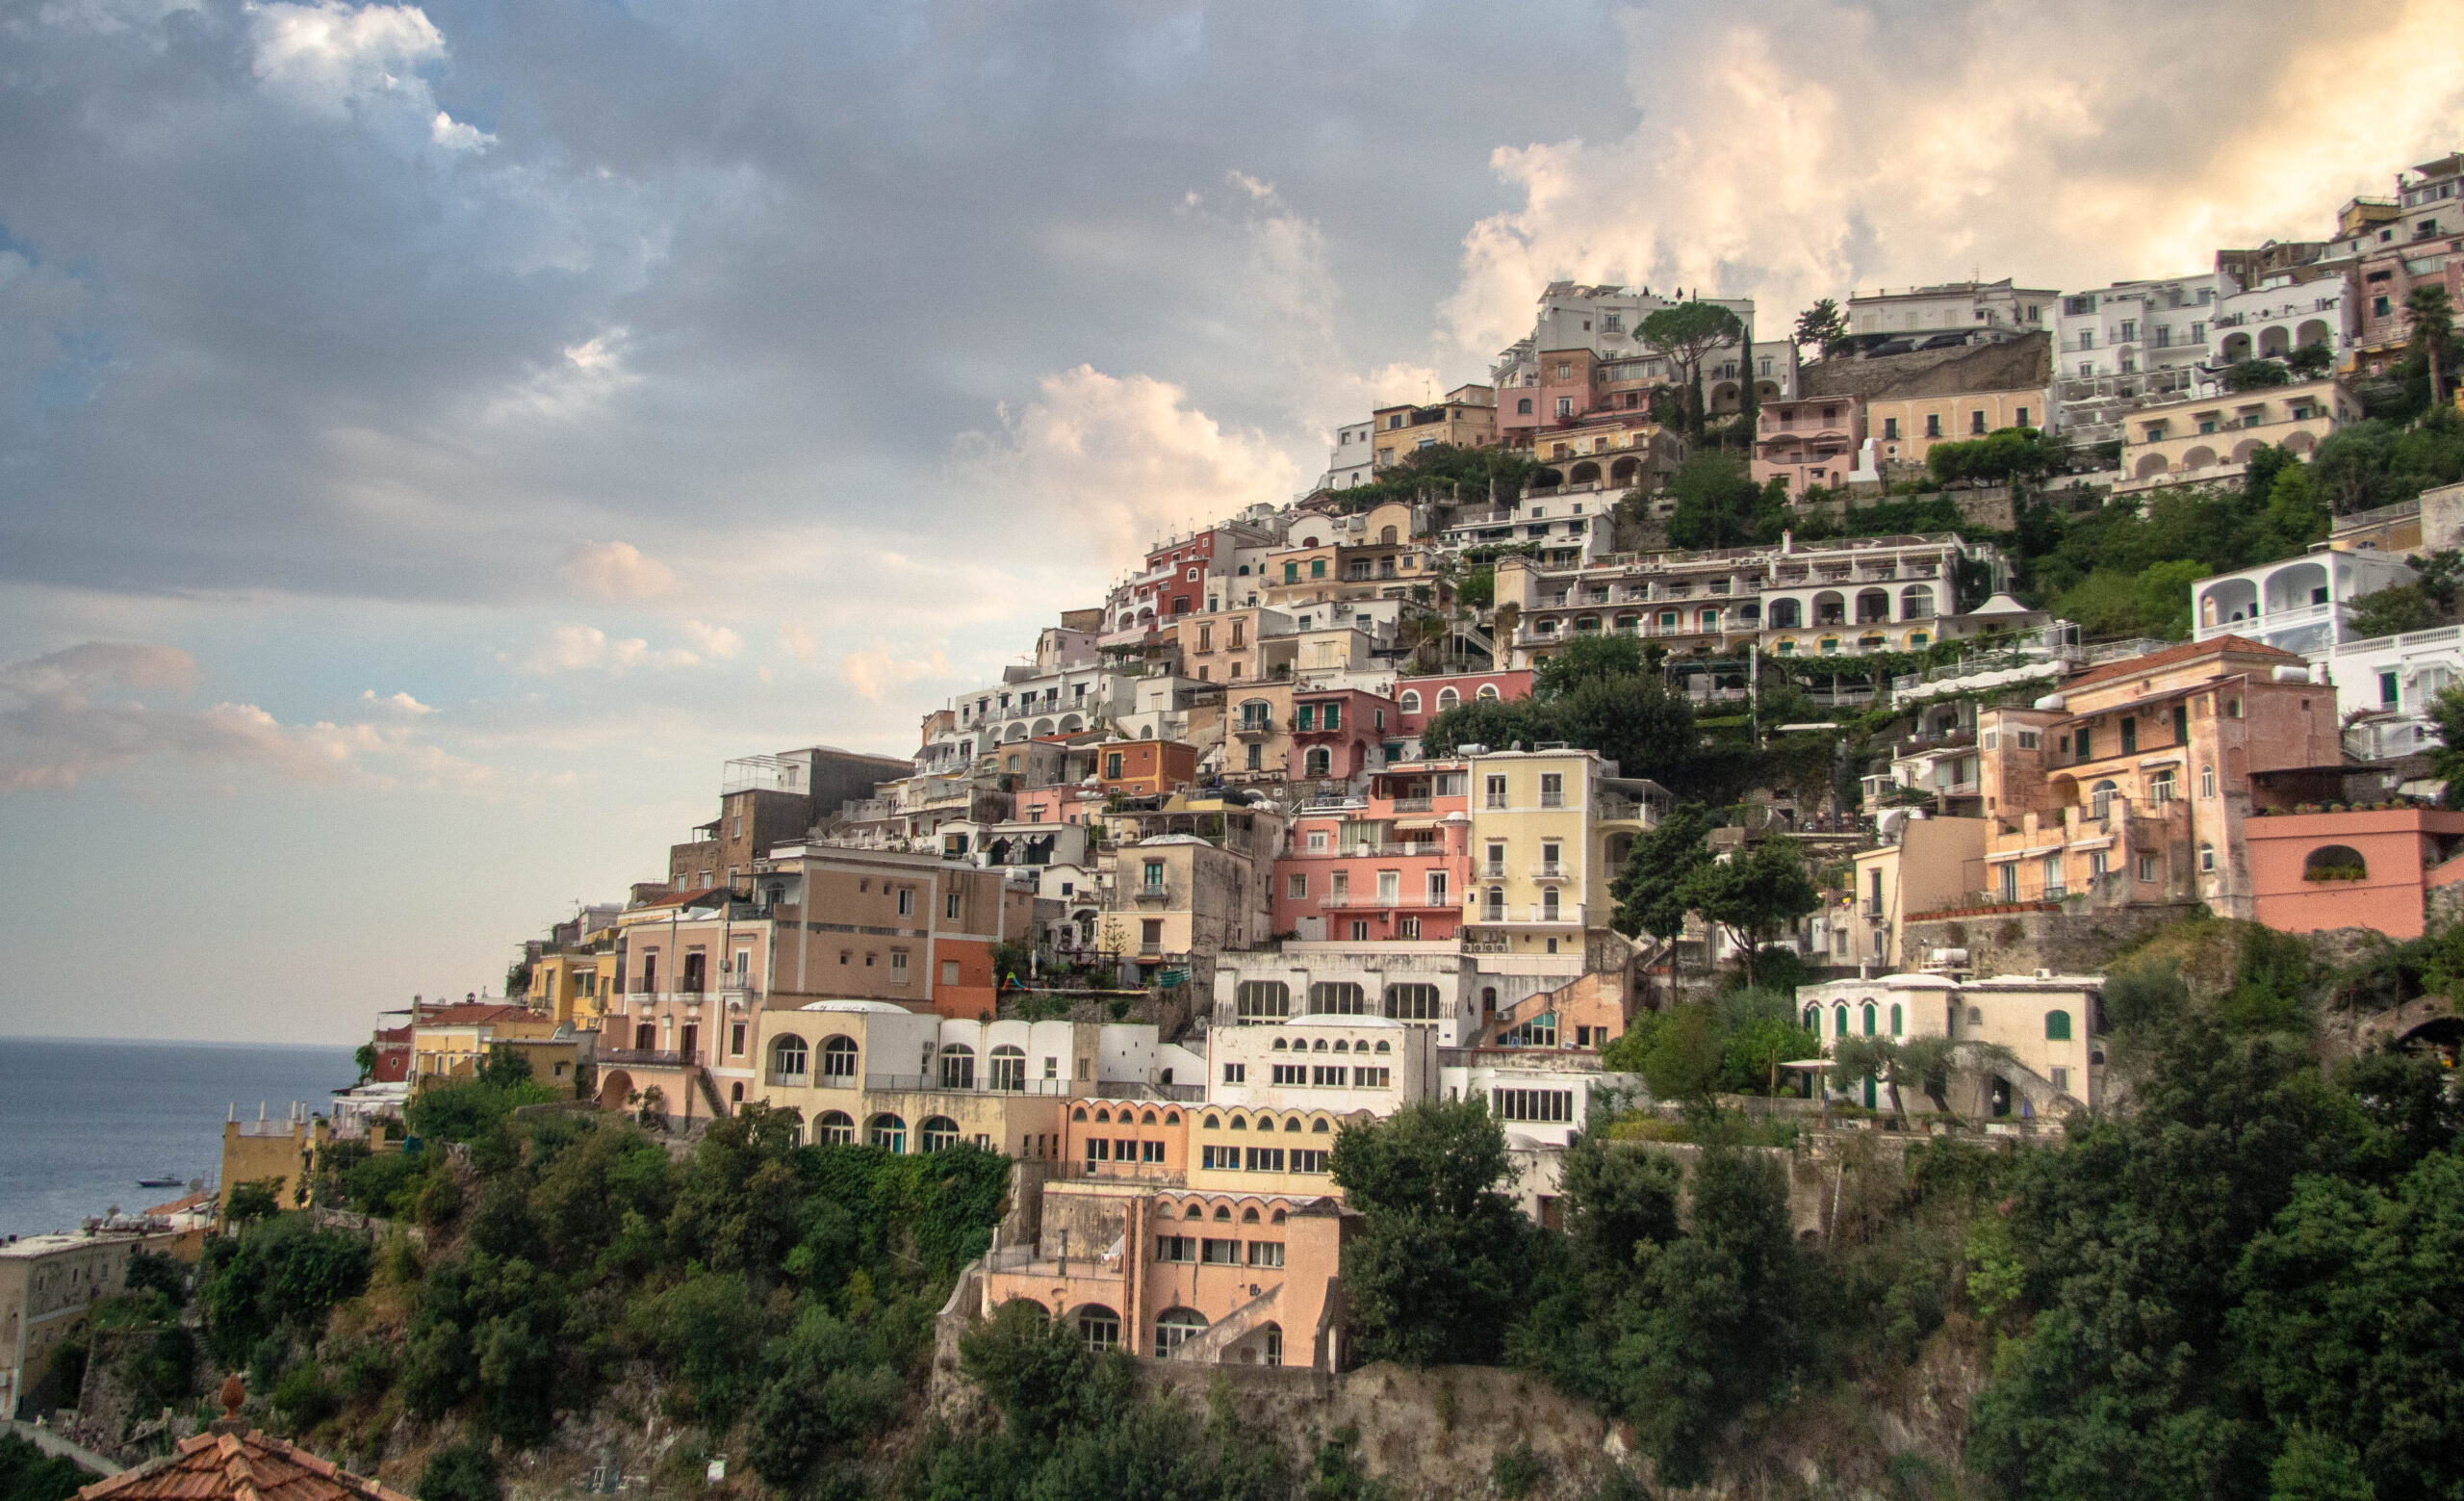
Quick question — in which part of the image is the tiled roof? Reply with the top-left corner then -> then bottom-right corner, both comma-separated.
81,1431 -> 412,1501
2063,634 -> 2301,692
413,1003 -> 533,1028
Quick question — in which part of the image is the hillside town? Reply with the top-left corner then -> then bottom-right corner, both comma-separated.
13,148 -> 2464,1463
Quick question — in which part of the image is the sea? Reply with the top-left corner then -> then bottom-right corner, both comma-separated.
0,1037 -> 357,1238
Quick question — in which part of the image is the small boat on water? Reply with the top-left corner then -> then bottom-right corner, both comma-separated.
136,1176 -> 184,1188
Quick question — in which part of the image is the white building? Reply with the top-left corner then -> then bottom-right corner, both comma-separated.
1437,493 -> 1618,564
1438,1049 -> 1637,1150
1847,278 -> 2058,340
1213,941 -> 1486,1047
1205,1014 -> 1440,1116
1321,420 -> 1375,493
2212,269 -> 2356,367
2055,272 -> 2226,386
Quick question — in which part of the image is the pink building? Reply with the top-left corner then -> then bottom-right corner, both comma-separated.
974,1181 -> 1354,1367
1273,763 -> 1471,943
1392,671 -> 1532,739
2244,806 -> 2464,940
1753,395 -> 1867,495
1287,686 -> 1399,786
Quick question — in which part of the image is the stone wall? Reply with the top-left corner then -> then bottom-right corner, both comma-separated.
1900,901 -> 2201,978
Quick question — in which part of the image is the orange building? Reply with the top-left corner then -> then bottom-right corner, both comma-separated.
1097,738 -> 1198,798
1059,1097 -> 1193,1181
2244,806 -> 2464,940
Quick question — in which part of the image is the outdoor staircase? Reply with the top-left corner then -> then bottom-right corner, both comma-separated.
691,1066 -> 730,1121
1170,1282 -> 1282,1363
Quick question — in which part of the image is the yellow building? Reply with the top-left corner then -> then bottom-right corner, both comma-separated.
1460,747 -> 1661,958
1185,1105 -> 1362,1199
1370,385 -> 1496,468
409,1003 -> 565,1084
218,1108 -> 332,1213
526,944 -> 614,1027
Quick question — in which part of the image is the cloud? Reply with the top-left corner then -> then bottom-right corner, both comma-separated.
676,620 -> 742,660
504,623 -> 711,675
249,1 -> 492,153
1440,0 -> 2464,354
360,688 -> 435,715
838,646 -> 950,705
950,365 -> 1301,570
489,330 -> 642,424
559,541 -> 677,600
782,625 -> 820,663
0,642 -> 477,792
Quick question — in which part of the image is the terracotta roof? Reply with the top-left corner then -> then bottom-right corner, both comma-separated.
81,1431 -> 411,1501
413,1003 -> 533,1028
142,1191 -> 216,1216
2062,634 -> 2302,692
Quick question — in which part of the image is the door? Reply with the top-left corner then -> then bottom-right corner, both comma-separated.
679,1024 -> 699,1064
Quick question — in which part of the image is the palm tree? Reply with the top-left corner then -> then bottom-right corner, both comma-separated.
2407,284 -> 2456,408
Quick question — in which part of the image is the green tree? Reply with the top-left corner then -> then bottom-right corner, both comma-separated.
0,1434 -> 98,1501
1792,298 -> 1850,359
417,1438 -> 500,1501
2284,342 -> 2336,379
1328,1100 -> 1530,1366
2225,358 -> 2294,391
1642,302 -> 1747,438
1532,633 -> 1646,695
1678,838 -> 1818,987
2407,283 -> 2455,408
1926,427 -> 2065,488
2344,582 -> 2440,639
1664,451 -> 1777,549
1610,807 -> 1716,1002
353,1043 -> 377,1084
223,1178 -> 283,1225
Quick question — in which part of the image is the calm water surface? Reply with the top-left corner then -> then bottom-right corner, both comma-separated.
0,1037 -> 355,1237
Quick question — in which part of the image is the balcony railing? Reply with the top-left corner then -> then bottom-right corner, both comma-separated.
1528,863 -> 1570,880
1320,891 -> 1450,909
599,1048 -> 686,1068
1386,797 -> 1435,813
862,1074 -> 1071,1096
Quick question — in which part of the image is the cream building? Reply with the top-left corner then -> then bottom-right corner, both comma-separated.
1460,747 -> 1660,959
1796,971 -> 2104,1116
1,1230 -> 144,1416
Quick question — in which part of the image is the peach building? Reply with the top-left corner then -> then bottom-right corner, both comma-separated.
2243,807 -> 2464,940
1753,395 -> 1867,494
974,1183 -> 1352,1367
1974,636 -> 2345,918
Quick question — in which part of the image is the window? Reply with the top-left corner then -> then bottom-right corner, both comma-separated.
2138,854 -> 2159,882
1386,983 -> 1444,1020
2120,716 -> 2137,754
1485,775 -> 1508,809
1238,982 -> 1290,1022
1883,416 -> 1899,440
2050,1066 -> 2069,1093
1245,1146 -> 1285,1171
1153,1234 -> 1194,1262
890,949 -> 909,983
1539,772 -> 1565,808
989,1045 -> 1026,1091
920,1117 -> 961,1152
1222,1062 -> 1246,1084
2201,764 -> 2216,798
1517,398 -> 1533,414
1105,752 -> 1125,779
822,1036 -> 858,1080
2045,1010 -> 2073,1041
770,1034 -> 808,1081
1350,1067 -> 1391,1088
2015,406 -> 2030,427
1492,1088 -> 1574,1123
1200,1238 -> 1241,1265
1925,413 -> 1941,438
867,1113 -> 907,1152
1143,860 -> 1166,893
897,887 -> 913,917
816,1110 -> 855,1146
1308,981 -> 1368,1015
946,891 -> 962,920
1970,410 -> 1987,434
2200,841 -> 2218,872
1246,1240 -> 1285,1268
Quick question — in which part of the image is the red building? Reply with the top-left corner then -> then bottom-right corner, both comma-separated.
2245,806 -> 2464,940
1098,738 -> 1199,798
1392,671 -> 1533,739
365,1023 -> 412,1083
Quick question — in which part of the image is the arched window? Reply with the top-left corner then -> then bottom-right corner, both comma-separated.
1803,1004 -> 1818,1032
1215,1204 -> 1233,1220
1094,1108 -> 1111,1124
1374,1041 -> 1390,1053
938,1044 -> 976,1090
2044,1010 -> 2073,1041
1476,684 -> 1501,701
2303,845 -> 2368,881
815,1110 -> 855,1146
1517,398 -> 1533,414
1228,1115 -> 1247,1130
1154,1309 -> 1210,1358
1237,982 -> 1290,1021
989,1044 -> 1027,1091
1166,1111 -> 1180,1126
1072,1105 -> 1088,1122
1889,1003 -> 1903,1037
1142,1110 -> 1157,1125
1201,1114 -> 1219,1129
1284,1117 -> 1302,1131
868,1113 -> 907,1152
1308,982 -> 1368,1015
821,1036 -> 859,1081
1437,687 -> 1460,710
919,1116 -> 961,1152
1385,983 -> 1443,1021
1861,1001 -> 1877,1037
1075,1305 -> 1121,1353
1834,1004 -> 1849,1038
1312,1119 -> 1330,1133
1183,1203 -> 1203,1219
1399,690 -> 1422,712
1242,1206 -> 1260,1223
769,1034 -> 808,1083
1304,747 -> 1332,778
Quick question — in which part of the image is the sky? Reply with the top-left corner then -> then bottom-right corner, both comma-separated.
3,0 -> 2461,1045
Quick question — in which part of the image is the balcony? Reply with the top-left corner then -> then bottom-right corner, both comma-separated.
1320,892 -> 1453,909
1130,886 -> 1174,906
863,1073 -> 1073,1096
599,1048 -> 686,1068
1386,797 -> 1435,814
1528,862 -> 1570,880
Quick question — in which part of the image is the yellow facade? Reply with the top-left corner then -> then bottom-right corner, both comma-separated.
1186,1105 -> 1354,1199
527,949 -> 612,1026
1462,748 -> 1595,954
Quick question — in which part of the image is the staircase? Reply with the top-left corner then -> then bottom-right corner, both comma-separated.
1171,1283 -> 1282,1363
691,1066 -> 730,1120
